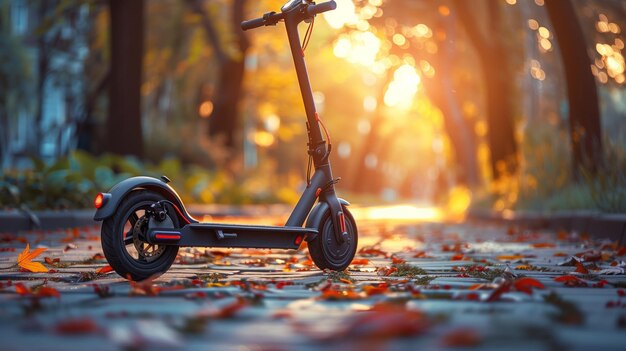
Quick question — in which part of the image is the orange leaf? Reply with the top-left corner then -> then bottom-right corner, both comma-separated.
532,243 -> 555,248
350,258 -> 370,266
495,255 -> 524,261
96,265 -> 113,274
17,244 -> 48,273
14,283 -> 31,295
553,252 -> 568,257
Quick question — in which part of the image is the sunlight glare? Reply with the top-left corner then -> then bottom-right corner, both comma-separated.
351,205 -> 442,223
323,0 -> 358,29
333,31 -> 381,67
383,64 -> 421,109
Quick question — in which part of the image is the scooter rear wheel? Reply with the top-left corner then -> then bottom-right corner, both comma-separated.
308,206 -> 358,271
101,190 -> 179,281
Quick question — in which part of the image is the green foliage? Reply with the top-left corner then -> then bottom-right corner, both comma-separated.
582,139 -> 626,213
392,263 -> 427,277
0,151 -> 300,210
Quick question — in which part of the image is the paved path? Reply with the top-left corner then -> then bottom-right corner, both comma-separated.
0,212 -> 625,350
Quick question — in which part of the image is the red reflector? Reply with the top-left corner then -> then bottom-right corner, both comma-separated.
294,235 -> 303,245
94,193 -> 104,209
339,212 -> 346,233
155,233 -> 181,240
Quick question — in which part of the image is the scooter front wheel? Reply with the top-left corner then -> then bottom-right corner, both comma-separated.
101,190 -> 179,281
308,206 -> 358,271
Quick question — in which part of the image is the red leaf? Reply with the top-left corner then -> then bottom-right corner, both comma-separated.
96,265 -> 113,274
14,283 -> 30,295
554,275 -> 579,282
486,281 -> 511,302
513,277 -> 545,294
554,275 -> 587,287
54,317 -> 100,335
36,287 -> 60,298
575,262 -> 589,274
391,256 -> 406,264
441,328 -> 482,347
617,247 -> 626,256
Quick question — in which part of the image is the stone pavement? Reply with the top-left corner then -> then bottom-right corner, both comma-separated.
0,210 -> 625,351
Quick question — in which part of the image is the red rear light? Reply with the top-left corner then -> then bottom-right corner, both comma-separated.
294,235 -> 303,246
94,193 -> 105,209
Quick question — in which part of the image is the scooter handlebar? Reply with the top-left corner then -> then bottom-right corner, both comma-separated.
241,11 -> 284,31
306,1 -> 337,16
241,17 -> 266,31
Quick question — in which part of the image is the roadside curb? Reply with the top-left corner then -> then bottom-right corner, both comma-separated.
468,209 -> 626,246
1,209 -> 98,233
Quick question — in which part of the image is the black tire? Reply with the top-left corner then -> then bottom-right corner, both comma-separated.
308,206 -> 358,271
101,190 -> 179,281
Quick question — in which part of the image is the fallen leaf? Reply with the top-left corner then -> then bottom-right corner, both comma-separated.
36,287 -> 61,298
391,256 -> 406,264
513,277 -> 545,294
96,265 -> 114,274
358,247 -> 389,258
496,255 -> 524,261
129,275 -> 161,296
554,275 -> 588,287
441,328 -> 482,347
350,258 -> 370,266
362,283 -> 389,296
54,317 -> 100,335
17,244 -> 48,273
574,262 -> 589,274
486,281 -> 511,302
532,242 -> 555,248
14,283 -> 30,295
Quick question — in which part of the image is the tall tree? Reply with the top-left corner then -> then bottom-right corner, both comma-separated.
106,0 -> 145,158
189,0 -> 250,152
453,0 -> 519,179
545,0 -> 602,176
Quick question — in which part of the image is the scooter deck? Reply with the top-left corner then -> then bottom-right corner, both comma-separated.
146,223 -> 317,250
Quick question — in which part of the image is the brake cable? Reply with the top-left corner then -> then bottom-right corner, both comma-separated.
301,16 -> 315,53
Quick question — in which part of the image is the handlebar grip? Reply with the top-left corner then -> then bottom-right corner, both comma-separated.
307,0 -> 337,16
241,17 -> 265,31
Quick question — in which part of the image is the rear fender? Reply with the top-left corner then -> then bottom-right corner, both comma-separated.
93,176 -> 196,224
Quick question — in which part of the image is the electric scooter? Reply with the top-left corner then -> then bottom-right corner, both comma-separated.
93,0 -> 358,281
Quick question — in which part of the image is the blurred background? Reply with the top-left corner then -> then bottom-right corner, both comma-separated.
0,0 -> 624,217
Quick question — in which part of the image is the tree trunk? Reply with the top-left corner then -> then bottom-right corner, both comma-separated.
189,0 -> 249,152
106,0 -> 145,158
453,0 -> 518,179
425,13 -> 479,187
209,0 -> 249,151
545,0 -> 602,176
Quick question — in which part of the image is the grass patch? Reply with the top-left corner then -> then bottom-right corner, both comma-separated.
393,263 -> 427,277
464,267 -> 505,281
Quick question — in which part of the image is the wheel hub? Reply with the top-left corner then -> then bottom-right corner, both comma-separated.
132,215 -> 166,259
